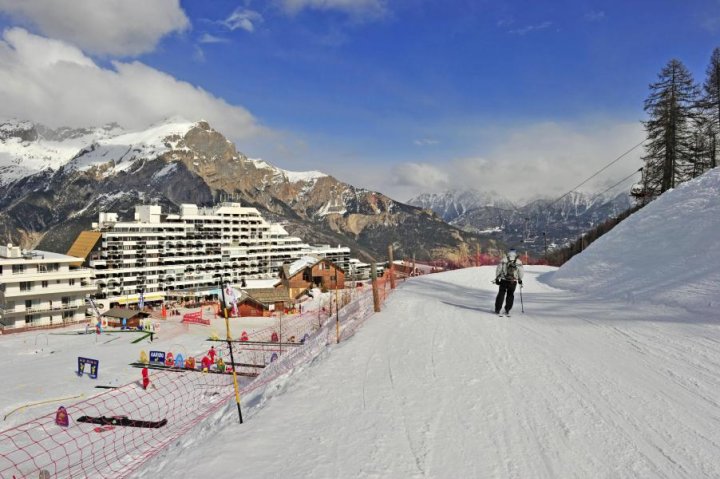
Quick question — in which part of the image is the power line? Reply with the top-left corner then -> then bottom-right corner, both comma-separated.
589,167 -> 643,202
547,139 -> 646,208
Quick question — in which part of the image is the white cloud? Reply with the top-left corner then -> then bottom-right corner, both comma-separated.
0,0 -> 189,56
383,121 -> 645,202
584,10 -> 606,22
390,163 -> 450,191
198,33 -> 229,44
414,138 -> 439,146
0,28 -> 268,140
224,9 -> 264,32
509,21 -> 552,36
279,0 -> 387,18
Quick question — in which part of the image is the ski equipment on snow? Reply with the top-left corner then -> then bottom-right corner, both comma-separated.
77,415 -> 168,429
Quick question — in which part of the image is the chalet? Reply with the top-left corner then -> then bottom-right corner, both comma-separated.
276,256 -> 345,299
102,307 -> 150,328
235,288 -> 293,317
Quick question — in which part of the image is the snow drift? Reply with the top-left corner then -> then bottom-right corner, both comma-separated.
544,167 -> 720,315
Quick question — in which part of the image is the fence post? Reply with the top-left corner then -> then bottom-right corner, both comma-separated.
371,262 -> 381,312
388,244 -> 396,289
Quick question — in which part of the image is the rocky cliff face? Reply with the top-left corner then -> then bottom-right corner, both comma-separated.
0,119 -> 490,262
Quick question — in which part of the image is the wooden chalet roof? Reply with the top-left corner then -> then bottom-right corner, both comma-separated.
244,288 -> 292,305
280,256 -> 345,281
66,231 -> 102,266
102,307 -> 150,319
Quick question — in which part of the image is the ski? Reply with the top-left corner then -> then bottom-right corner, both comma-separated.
78,415 -> 168,429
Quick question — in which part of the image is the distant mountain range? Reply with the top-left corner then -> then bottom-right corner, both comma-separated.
408,189 -> 634,255
0,119 -> 491,263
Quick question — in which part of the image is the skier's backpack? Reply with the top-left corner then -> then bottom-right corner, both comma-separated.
505,259 -> 518,280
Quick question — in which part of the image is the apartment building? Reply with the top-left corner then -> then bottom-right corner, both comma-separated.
69,203 -> 351,309
0,244 -> 95,331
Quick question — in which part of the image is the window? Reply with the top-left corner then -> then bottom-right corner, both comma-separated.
69,279 -> 75,286
42,281 -> 48,288
20,281 -> 32,291
25,299 -> 32,309
25,314 -> 37,324
0,265 -> 3,274
62,311 -> 74,320
12,265 -> 24,274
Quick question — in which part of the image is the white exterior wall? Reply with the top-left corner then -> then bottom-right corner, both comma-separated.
0,250 -> 95,330
89,203 -> 329,307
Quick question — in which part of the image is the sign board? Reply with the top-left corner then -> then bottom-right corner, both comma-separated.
77,357 -> 99,379
149,350 -> 166,364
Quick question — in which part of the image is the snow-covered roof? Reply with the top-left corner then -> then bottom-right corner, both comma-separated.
286,255 -> 322,277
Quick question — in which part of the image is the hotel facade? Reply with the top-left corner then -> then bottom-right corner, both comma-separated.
69,203 -> 351,309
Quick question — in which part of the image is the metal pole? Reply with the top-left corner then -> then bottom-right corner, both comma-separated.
219,282 -> 243,423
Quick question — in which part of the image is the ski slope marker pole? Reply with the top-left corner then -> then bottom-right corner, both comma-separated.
220,282 -> 243,423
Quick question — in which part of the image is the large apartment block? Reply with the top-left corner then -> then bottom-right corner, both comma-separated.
0,244 -> 95,331
69,203 -> 351,308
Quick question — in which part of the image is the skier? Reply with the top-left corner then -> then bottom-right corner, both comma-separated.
208,346 -> 217,363
494,248 -> 524,316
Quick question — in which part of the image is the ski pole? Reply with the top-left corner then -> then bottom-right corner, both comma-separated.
520,284 -> 524,313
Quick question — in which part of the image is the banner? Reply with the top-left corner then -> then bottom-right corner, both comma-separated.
182,310 -> 210,325
222,283 -> 240,316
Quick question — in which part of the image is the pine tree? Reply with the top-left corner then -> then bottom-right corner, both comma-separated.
642,59 -> 700,197
701,47 -> 720,170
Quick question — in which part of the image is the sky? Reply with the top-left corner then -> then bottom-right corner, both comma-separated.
3,167 -> 720,477
0,0 -> 719,202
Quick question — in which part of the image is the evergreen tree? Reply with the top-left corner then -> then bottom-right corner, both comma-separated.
642,59 -> 699,197
701,47 -> 720,170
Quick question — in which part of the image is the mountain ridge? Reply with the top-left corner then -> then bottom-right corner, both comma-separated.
0,119 -> 491,263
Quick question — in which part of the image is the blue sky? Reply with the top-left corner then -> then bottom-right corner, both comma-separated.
1,0 -> 720,201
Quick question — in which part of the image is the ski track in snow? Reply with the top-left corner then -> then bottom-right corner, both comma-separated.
138,265 -> 720,478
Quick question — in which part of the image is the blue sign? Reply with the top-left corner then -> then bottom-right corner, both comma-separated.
149,351 -> 166,364
174,353 -> 185,368
77,357 -> 99,379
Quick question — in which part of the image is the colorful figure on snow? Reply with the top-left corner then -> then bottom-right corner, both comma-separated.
141,367 -> 150,390
185,356 -> 196,369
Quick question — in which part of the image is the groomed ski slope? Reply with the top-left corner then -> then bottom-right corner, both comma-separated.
139,168 -> 720,479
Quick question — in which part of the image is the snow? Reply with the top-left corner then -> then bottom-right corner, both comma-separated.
286,255 -> 320,277
249,157 -> 327,184
3,168 -> 720,477
67,120 -> 196,175
545,167 -> 720,316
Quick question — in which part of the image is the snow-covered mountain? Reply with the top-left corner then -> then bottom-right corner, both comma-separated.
407,190 -> 514,222
0,119 -> 486,261
409,189 -> 633,255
